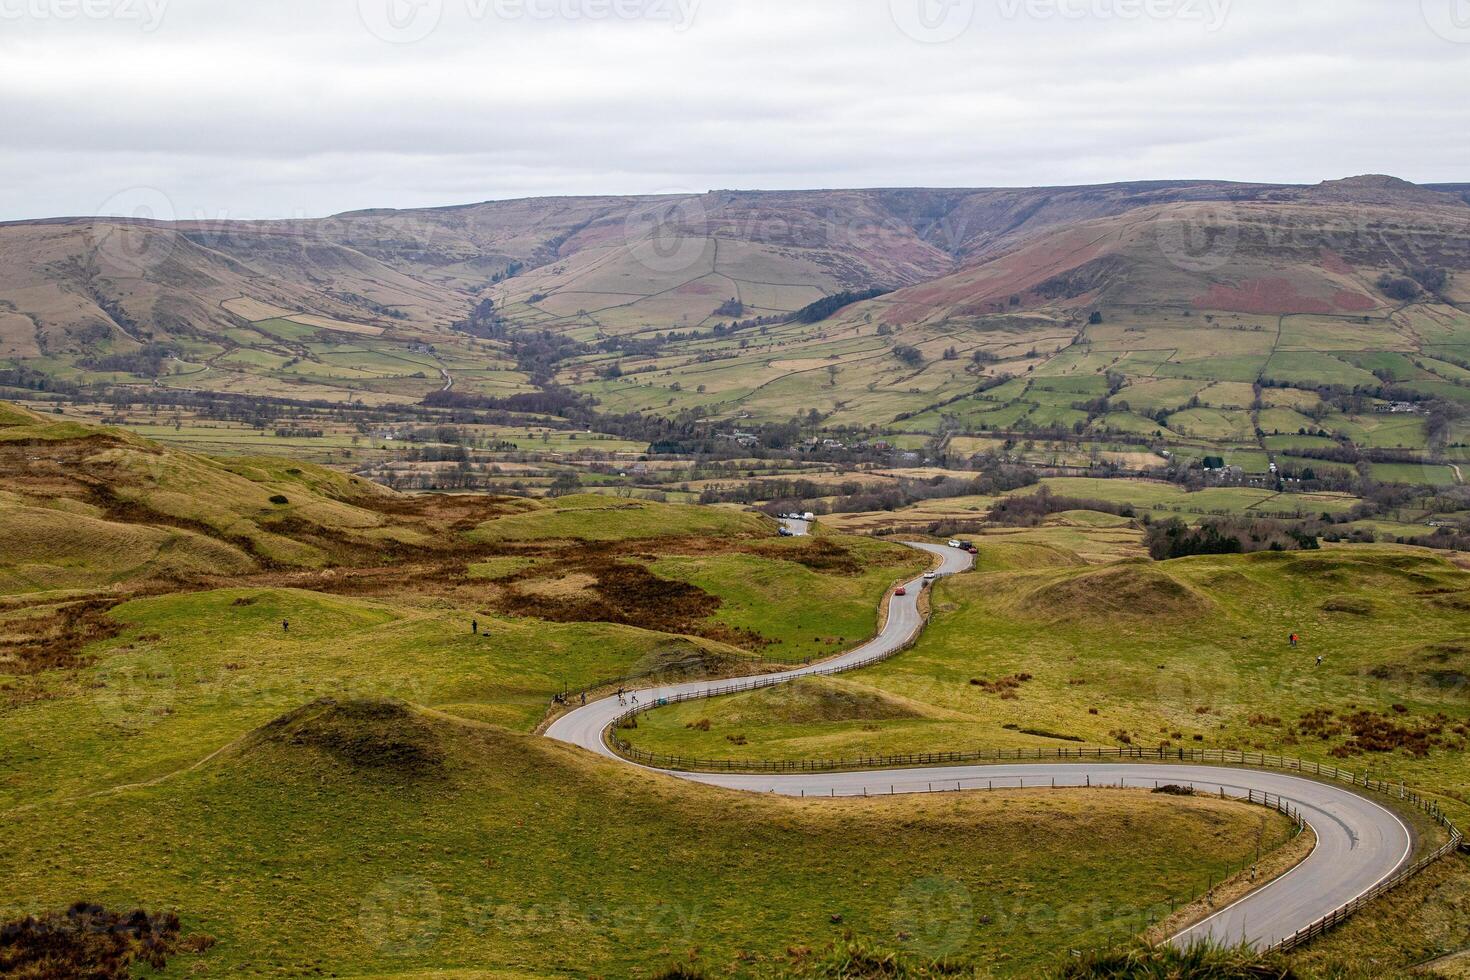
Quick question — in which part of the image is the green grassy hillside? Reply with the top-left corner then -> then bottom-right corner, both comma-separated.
624,544 -> 1470,813
0,401 -> 435,585
0,698 -> 1292,978
0,404 -> 1318,976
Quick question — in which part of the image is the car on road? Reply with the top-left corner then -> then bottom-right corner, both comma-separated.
923,571 -> 937,582
894,587 -> 907,596
947,539 -> 962,548
778,527 -> 795,537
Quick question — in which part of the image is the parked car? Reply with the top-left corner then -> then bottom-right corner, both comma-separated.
947,539 -> 962,549
923,571 -> 937,581
778,527 -> 795,537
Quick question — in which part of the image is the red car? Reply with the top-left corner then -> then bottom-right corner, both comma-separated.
894,587 -> 907,597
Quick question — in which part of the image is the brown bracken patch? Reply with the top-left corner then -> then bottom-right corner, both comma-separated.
0,902 -> 205,979
493,558 -> 763,647
0,599 -> 123,675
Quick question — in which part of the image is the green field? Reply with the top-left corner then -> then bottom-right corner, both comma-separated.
1007,477 -> 1362,521
0,404 -> 1310,977
0,699 -> 1291,977
647,535 -> 926,662
624,544 -> 1470,816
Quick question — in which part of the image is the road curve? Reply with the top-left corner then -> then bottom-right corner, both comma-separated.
545,538 -> 1413,950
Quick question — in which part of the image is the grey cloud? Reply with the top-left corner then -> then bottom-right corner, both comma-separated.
0,0 -> 1466,219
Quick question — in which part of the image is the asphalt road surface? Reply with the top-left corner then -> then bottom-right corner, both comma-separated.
545,538 -> 1413,950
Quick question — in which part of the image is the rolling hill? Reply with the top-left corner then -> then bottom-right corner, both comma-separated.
11,177 -> 1451,391
4,176 -> 1470,483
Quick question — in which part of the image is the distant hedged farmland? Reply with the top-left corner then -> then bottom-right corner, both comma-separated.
4,178 -> 1469,533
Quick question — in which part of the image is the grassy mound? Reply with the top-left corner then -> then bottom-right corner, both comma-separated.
1020,562 -> 1210,622
622,544 -> 1470,800
1044,509 -> 1137,529
250,698 -> 444,777
0,700 -> 1296,978
0,502 -> 255,593
624,639 -> 757,683
712,676 -> 929,726
0,583 -> 782,811
1320,595 -> 1376,615
0,401 -> 432,578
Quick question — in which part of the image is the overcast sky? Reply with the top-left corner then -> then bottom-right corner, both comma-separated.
2,0 -> 1468,220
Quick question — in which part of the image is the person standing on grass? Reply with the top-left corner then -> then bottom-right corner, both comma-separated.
282,620 -> 289,633
472,619 -> 478,635
1316,655 -> 1323,667
1290,633 -> 1298,648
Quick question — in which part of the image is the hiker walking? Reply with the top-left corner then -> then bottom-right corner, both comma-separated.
1289,633 -> 1298,648
472,619 -> 478,635
1315,655 -> 1324,667
282,620 -> 289,633
580,692 -> 586,706
630,692 -> 639,705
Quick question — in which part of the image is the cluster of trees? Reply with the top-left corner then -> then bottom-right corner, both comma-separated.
450,298 -> 505,339
1377,266 -> 1450,302
892,345 -> 923,368
790,287 -> 890,324
1145,517 -> 1319,561
547,471 -> 583,497
80,343 -> 176,378
746,463 -> 1037,518
400,444 -> 470,463
601,314 -> 782,360
988,487 -> 1135,526
0,366 -> 79,396
701,478 -> 866,506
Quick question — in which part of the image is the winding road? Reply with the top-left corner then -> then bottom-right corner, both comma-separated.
545,529 -> 1415,951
